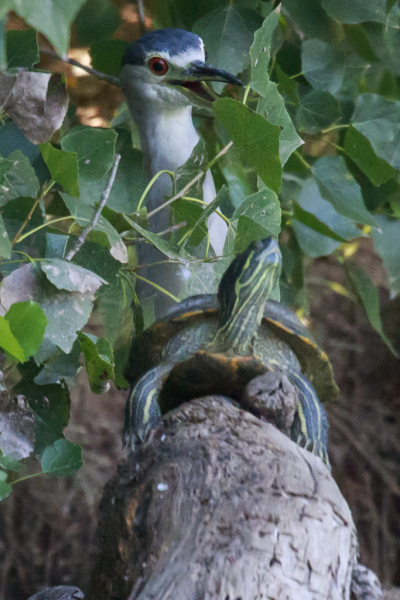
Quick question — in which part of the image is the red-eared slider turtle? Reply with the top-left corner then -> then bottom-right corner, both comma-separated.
124,237 -> 339,464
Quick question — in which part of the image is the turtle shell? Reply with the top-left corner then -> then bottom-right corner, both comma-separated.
124,294 -> 339,405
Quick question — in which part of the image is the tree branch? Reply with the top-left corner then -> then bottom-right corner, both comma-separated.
39,48 -> 121,87
66,154 -> 121,261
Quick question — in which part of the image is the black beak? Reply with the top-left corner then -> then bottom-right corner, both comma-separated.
181,61 -> 244,86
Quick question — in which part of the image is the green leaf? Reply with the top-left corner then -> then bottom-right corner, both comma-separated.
372,216 -> 400,297
0,150 -> 39,207
90,39 -> 129,78
0,455 -> 22,471
0,316 -> 25,361
0,20 -> 5,71
112,305 -> 132,389
34,342 -> 81,386
346,262 -> 398,356
344,127 -> 396,187
292,218 -> 341,257
78,332 -> 114,394
39,143 -> 79,197
214,98 -> 282,193
302,39 -> 343,94
256,82 -> 303,165
232,187 -> 281,236
41,439 -> 82,477
275,63 -> 299,104
234,215 -> 272,254
351,93 -> 400,171
61,194 -> 128,263
6,28 -> 39,68
321,0 -> 387,24
0,480 -> 12,501
104,129 -> 147,213
71,240 -> 121,285
5,301 -> 47,360
296,178 -> 360,241
13,362 -> 71,453
293,203 -> 345,242
282,0 -> 334,42
173,138 -> 207,200
172,199 -> 207,248
250,11 -> 280,96
311,156 -> 376,226
193,5 -> 263,87
41,259 -> 107,293
74,0 -> 120,46
60,127 -> 117,190
122,215 -> 182,263
302,38 -> 368,101
0,263 -> 96,354
344,24 -> 379,63
0,214 -> 11,259
7,0 -> 87,56
296,90 -> 341,134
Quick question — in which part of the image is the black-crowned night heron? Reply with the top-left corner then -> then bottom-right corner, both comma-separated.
120,28 -> 242,318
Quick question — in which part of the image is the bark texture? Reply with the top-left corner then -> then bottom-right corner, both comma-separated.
88,395 -> 357,600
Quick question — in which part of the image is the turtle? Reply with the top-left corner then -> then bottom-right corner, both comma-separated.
123,237 -> 339,464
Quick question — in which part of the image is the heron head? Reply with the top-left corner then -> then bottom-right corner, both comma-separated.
120,28 -> 243,112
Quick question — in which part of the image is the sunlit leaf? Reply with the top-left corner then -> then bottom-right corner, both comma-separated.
5,301 -> 47,360
0,316 -> 25,361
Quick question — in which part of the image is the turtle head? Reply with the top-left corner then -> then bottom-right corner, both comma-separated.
217,237 -> 282,350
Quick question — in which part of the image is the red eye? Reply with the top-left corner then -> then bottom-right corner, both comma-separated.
148,57 -> 169,76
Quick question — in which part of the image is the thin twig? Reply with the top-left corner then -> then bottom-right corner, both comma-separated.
132,272 -> 180,302
66,154 -> 121,260
11,180 -> 55,246
123,254 -> 224,272
147,141 -> 233,219
39,48 -> 121,87
131,221 -> 188,243
136,0 -> 147,36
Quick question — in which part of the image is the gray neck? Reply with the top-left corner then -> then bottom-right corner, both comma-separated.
129,102 -> 199,176
128,101 -> 200,218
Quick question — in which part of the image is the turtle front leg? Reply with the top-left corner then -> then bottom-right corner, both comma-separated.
123,363 -> 173,450
288,372 -> 330,467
